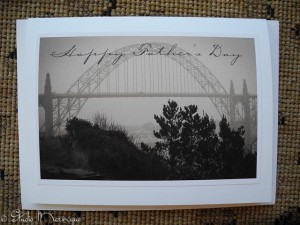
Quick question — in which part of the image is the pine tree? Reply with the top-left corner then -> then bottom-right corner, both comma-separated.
152,100 -> 220,179
150,100 -> 254,179
153,100 -> 182,172
218,116 -> 245,178
178,105 -> 219,179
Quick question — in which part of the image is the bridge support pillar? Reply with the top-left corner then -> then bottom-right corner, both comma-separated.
44,73 -> 53,138
241,79 -> 251,151
229,80 -> 236,127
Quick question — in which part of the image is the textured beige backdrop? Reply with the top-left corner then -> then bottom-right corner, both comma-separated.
0,0 -> 299,224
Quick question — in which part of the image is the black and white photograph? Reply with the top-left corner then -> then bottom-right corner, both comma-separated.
38,36 -> 257,181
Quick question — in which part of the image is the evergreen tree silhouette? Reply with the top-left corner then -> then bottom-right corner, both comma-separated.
149,100 -> 256,179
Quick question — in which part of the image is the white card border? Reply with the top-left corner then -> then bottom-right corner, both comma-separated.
17,17 -> 278,210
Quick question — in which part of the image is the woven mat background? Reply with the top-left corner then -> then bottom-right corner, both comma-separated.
0,0 -> 299,224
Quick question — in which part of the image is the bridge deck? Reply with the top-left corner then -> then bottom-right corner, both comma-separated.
40,92 -> 257,99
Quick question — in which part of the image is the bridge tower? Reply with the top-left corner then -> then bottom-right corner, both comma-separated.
229,80 -> 252,151
241,79 -> 251,150
229,80 -> 236,126
44,73 -> 53,138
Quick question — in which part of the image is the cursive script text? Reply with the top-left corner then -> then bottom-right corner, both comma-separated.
49,43 -> 243,66
209,44 -> 242,65
50,45 -> 126,65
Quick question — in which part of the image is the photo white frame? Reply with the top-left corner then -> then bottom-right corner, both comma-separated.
17,17 -> 279,210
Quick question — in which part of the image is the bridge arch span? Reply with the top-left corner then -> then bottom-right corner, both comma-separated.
43,42 -> 242,134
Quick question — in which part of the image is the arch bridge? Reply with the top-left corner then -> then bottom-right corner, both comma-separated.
39,42 -> 257,149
